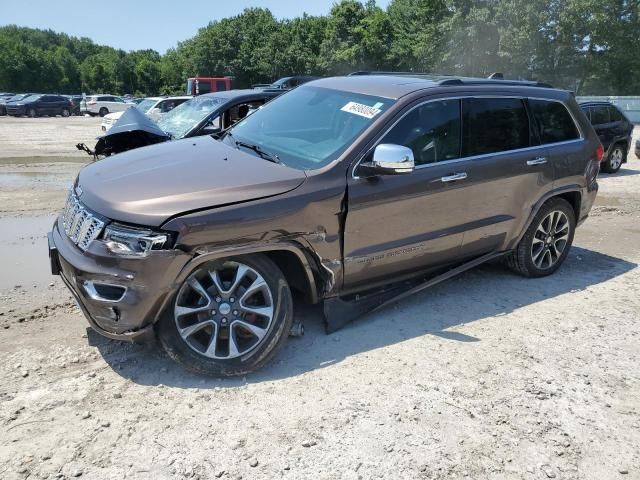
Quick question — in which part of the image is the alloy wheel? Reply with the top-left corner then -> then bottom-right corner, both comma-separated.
174,261 -> 274,360
531,210 -> 570,269
609,148 -> 623,170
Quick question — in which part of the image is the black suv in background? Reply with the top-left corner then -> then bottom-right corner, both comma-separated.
49,75 -> 602,376
6,94 -> 73,118
580,101 -> 633,173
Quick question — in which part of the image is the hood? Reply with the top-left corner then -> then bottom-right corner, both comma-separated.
78,135 -> 306,227
94,107 -> 169,156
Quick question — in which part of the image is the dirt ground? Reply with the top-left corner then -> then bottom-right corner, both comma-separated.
0,117 -> 638,480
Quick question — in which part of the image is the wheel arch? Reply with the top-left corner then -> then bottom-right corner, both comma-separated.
512,186 -> 582,248
153,241 -> 324,326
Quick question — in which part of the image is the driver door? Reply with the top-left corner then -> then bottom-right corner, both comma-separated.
344,98 -> 470,288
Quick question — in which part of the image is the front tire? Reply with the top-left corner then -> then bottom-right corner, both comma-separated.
506,198 -> 576,278
158,255 -> 293,376
61,108 -> 70,117
601,144 -> 625,173
99,107 -> 109,117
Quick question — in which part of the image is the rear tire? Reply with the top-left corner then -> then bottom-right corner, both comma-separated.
99,107 -> 108,117
601,144 -> 625,173
61,108 -> 70,117
506,198 -> 575,278
157,254 -> 293,376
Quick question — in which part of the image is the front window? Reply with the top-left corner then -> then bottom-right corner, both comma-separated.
381,99 -> 461,165
157,95 -> 225,138
136,99 -> 158,113
224,86 -> 394,170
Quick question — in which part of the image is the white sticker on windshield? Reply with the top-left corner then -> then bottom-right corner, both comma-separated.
341,101 -> 382,119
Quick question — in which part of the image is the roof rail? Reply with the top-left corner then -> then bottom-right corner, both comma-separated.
348,71 -> 553,88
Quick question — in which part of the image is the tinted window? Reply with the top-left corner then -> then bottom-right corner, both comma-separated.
529,99 -> 580,144
198,81 -> 211,94
609,106 -> 625,122
382,99 -> 461,165
216,80 -> 227,91
462,98 -> 530,156
590,106 -> 610,124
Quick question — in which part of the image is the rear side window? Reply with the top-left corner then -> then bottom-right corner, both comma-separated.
382,99 -> 461,165
590,106 -> 610,124
528,99 -> 580,144
462,98 -> 530,157
609,106 -> 625,122
216,80 -> 227,91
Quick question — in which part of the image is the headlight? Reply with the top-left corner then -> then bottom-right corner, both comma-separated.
102,224 -> 173,256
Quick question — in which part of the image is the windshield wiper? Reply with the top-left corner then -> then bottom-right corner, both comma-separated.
230,134 -> 281,164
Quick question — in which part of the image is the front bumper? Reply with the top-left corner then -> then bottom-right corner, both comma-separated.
6,106 -> 26,116
48,218 -> 191,342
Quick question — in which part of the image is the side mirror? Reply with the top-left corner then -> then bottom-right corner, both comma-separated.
358,144 -> 415,176
202,125 -> 221,135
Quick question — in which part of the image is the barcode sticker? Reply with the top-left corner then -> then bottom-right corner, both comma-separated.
341,101 -> 382,119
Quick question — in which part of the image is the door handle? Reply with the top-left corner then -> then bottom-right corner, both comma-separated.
440,172 -> 468,182
527,157 -> 547,166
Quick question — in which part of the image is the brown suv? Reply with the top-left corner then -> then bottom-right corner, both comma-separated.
48,75 -> 602,376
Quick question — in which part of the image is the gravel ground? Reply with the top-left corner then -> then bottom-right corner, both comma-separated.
0,119 -> 638,480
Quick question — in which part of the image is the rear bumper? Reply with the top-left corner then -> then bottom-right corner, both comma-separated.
48,218 -> 191,342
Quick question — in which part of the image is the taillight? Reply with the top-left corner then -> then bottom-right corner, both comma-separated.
596,145 -> 604,162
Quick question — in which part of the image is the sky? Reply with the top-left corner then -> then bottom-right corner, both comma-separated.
3,0 -> 391,53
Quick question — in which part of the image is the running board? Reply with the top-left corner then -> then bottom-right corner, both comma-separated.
323,251 -> 504,333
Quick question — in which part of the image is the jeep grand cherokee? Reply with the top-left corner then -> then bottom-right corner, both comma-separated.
49,74 -> 602,376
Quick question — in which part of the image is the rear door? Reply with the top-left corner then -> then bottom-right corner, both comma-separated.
455,97 -> 554,258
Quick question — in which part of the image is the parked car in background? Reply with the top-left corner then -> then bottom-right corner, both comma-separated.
579,101 -> 633,173
101,96 -> 192,132
83,89 -> 282,157
185,77 -> 233,96
80,95 -> 131,117
54,75 -> 602,375
0,93 -> 33,116
253,76 -> 319,91
64,95 -> 84,115
0,92 -> 14,99
5,94 -> 73,117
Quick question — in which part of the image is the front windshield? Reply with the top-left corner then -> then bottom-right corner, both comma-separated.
158,96 -> 224,138
225,86 -> 394,170
20,94 -> 42,103
136,99 -> 158,113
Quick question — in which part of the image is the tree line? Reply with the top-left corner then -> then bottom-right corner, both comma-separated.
1,0 -> 638,96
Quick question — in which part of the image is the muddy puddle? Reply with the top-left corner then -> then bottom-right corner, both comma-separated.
0,215 -> 57,291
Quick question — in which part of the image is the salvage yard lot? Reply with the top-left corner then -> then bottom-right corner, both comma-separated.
0,118 -> 638,479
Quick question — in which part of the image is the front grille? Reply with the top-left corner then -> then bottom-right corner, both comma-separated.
61,190 -> 105,251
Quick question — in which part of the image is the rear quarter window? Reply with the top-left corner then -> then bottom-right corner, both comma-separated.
609,106 -> 626,122
528,99 -> 580,144
462,98 -> 530,157
590,106 -> 610,125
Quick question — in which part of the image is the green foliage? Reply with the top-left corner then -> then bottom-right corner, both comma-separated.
0,1 -> 638,96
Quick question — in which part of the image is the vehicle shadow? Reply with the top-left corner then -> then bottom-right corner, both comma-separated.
599,168 -> 640,177
90,246 -> 636,387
